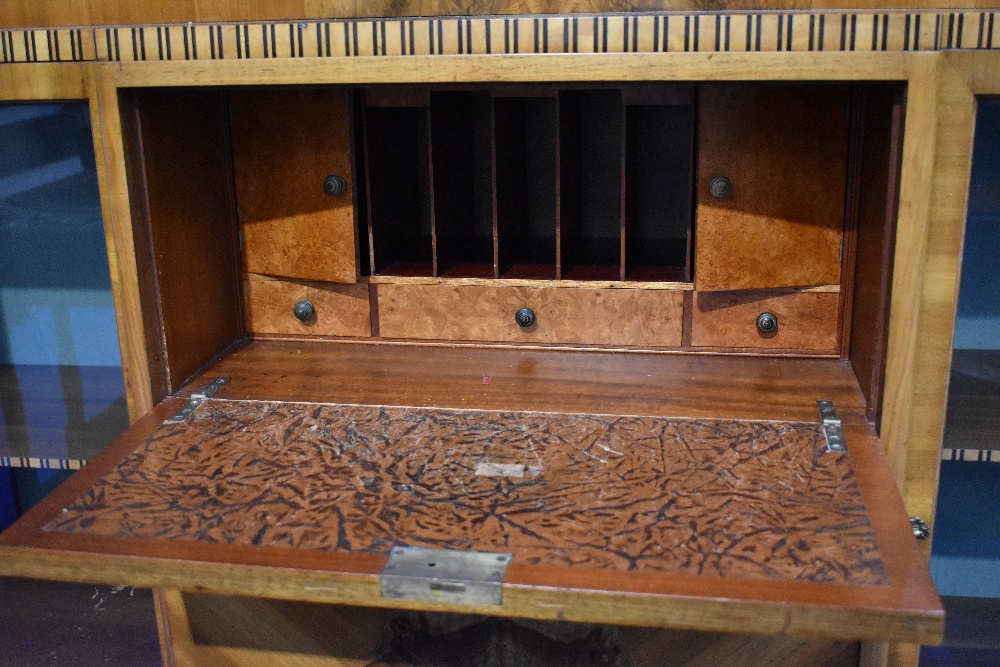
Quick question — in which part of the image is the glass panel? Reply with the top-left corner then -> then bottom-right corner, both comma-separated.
0,102 -> 128,524
930,98 -> 1000,599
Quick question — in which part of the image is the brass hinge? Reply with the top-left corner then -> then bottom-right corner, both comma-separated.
380,546 -> 511,606
164,377 -> 230,424
817,399 -> 847,453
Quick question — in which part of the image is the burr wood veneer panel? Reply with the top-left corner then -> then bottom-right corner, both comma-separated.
242,274 -> 371,337
692,290 -> 840,351
231,88 -> 357,283
46,399 -> 885,585
695,84 -> 850,291
378,284 -> 683,346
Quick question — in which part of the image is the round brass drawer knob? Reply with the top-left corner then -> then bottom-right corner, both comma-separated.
756,311 -> 778,334
292,300 -> 315,322
515,307 -> 536,328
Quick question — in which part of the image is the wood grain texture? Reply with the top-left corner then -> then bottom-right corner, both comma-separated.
130,88 -> 243,393
0,62 -> 87,100
91,66 -> 159,420
201,340 -> 868,423
691,290 -> 840,351
0,373 -> 942,643
378,284 -> 683,346
243,274 -> 371,337
695,84 -> 849,291
45,399 -> 887,585
880,53 -> 984,564
848,85 -> 904,426
231,88 -> 358,284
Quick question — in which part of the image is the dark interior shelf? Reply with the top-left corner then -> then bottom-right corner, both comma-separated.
358,85 -> 694,284
364,105 -> 433,276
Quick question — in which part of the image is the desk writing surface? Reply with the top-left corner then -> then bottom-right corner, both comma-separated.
0,341 -> 943,644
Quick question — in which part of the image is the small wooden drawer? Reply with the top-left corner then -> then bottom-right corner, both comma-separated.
378,283 -> 683,347
691,290 -> 840,351
243,275 -> 371,337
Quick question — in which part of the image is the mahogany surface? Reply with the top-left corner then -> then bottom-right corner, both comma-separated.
849,85 -> 905,425
203,340 -> 867,423
129,88 -> 243,393
0,342 -> 942,643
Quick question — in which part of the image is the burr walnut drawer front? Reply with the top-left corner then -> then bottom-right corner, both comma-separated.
691,289 -> 840,351
243,274 -> 371,337
377,284 -> 684,347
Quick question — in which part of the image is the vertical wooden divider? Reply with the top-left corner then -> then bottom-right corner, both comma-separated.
839,86 -> 865,360
426,104 -> 439,277
619,94 -> 628,281
686,87 -> 698,283
360,101 -> 378,275
555,95 -> 563,279
490,95 -> 500,278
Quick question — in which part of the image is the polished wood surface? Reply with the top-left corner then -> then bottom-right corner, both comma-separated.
378,283 -> 684,347
90,67 -> 159,420
849,85 -> 905,426
242,274 -> 371,337
127,88 -> 243,393
232,88 -> 358,284
691,290 -> 840,351
0,343 -> 941,644
0,62 -> 87,100
196,341 -> 864,422
695,84 -> 849,291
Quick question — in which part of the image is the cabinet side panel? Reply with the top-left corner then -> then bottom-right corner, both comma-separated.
231,88 -> 358,283
849,85 -> 905,427
695,84 -> 850,291
134,88 -> 243,393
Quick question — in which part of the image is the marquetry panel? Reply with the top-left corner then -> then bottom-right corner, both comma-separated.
242,275 -> 371,337
377,284 -> 684,347
46,399 -> 887,586
2,11 -> 1000,64
0,28 -> 95,63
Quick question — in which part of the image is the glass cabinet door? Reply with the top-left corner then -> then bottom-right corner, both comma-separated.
0,102 -> 128,524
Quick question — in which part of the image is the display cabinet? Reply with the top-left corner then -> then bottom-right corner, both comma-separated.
2,5 -> 999,666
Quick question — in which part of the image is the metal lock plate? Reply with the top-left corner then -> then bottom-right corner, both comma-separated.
164,377 -> 230,424
380,546 -> 511,606
817,399 -> 847,453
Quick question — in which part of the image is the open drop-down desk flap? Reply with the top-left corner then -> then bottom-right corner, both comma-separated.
0,341 -> 943,644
